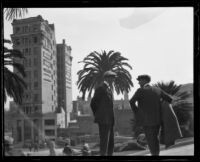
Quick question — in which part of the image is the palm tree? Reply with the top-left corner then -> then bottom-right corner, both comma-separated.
77,50 -> 133,100
3,8 -> 28,104
4,40 -> 27,104
153,81 -> 193,136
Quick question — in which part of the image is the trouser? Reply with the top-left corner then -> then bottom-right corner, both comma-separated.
98,124 -> 114,156
143,125 -> 160,156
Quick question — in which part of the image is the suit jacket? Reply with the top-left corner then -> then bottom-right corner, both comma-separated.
160,101 -> 182,145
90,82 -> 114,125
129,85 -> 173,126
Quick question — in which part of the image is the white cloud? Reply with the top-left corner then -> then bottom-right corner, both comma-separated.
119,8 -> 167,29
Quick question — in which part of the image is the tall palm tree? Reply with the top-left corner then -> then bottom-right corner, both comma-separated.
77,50 -> 133,100
153,81 -> 193,126
2,8 -> 28,105
4,40 -> 27,104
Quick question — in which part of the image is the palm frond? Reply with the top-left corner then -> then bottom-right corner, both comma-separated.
3,39 -> 27,104
4,67 -> 27,104
4,8 -> 28,21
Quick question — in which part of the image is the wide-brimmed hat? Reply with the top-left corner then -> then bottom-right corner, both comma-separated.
137,75 -> 151,82
103,70 -> 117,78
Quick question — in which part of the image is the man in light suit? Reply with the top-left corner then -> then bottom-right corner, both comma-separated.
129,75 -> 173,156
90,70 -> 116,156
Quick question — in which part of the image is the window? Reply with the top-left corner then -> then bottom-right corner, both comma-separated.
26,71 -> 29,78
27,106 -> 31,114
24,26 -> 28,33
33,24 -> 38,32
23,59 -> 28,67
45,130 -> 55,136
33,47 -> 38,55
34,70 -> 38,78
25,38 -> 28,45
34,94 -> 39,102
33,36 -> 38,43
15,27 -> 20,33
34,58 -> 38,66
15,38 -> 20,45
34,106 -> 38,113
44,120 -> 55,126
25,94 -> 28,100
34,81 -> 38,88
28,82 -> 31,90
29,48 -> 31,55
29,58 -> 32,67
29,38 -> 31,44
25,48 -> 29,54
22,38 -> 25,45
22,49 -> 25,55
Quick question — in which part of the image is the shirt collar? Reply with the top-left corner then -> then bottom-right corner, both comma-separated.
143,83 -> 150,88
104,81 -> 110,87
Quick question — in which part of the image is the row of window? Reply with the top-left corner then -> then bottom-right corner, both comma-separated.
23,57 -> 39,67
23,93 -> 39,102
25,70 -> 39,79
25,81 -> 39,90
14,24 -> 39,34
21,105 -> 41,115
14,36 -> 38,46
19,47 -> 39,56
43,51 -> 52,60
43,55 -> 56,71
44,119 -> 55,126
43,37 -> 53,50
45,129 -> 55,136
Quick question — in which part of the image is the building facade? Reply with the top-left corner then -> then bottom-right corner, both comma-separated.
10,15 -> 64,145
68,92 -> 134,136
57,39 -> 73,127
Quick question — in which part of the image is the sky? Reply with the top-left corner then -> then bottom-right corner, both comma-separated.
4,7 -> 193,108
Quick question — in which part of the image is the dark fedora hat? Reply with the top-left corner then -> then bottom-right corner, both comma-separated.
137,74 -> 151,82
103,70 -> 117,78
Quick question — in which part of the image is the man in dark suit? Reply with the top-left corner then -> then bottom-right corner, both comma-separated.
129,75 -> 173,156
90,70 -> 116,156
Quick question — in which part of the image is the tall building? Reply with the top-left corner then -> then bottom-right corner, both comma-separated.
57,39 -> 73,127
10,15 -> 63,145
